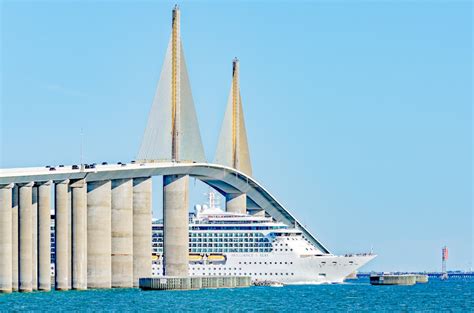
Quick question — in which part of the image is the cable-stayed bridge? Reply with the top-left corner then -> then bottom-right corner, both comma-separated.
0,6 -> 331,293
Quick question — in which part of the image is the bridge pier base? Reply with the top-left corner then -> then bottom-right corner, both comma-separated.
0,184 -> 14,293
55,180 -> 70,290
31,186 -> 38,291
133,177 -> 152,287
87,180 -> 112,289
111,179 -> 133,288
38,181 -> 52,291
19,182 -> 34,292
71,180 -> 87,290
226,193 -> 247,215
163,175 -> 189,277
12,186 -> 18,291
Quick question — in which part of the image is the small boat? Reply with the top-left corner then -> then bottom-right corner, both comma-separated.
253,280 -> 284,287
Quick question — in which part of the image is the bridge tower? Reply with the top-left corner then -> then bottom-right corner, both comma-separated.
137,6 -> 205,164
137,5 -> 202,277
215,59 -> 253,214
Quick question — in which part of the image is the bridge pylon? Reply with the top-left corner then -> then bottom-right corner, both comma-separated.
137,5 -> 206,164
215,58 -> 252,177
137,5 -> 194,278
215,59 -> 254,215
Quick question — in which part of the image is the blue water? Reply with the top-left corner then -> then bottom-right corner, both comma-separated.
1,278 -> 472,312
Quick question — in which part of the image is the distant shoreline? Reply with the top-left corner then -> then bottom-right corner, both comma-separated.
357,271 -> 474,278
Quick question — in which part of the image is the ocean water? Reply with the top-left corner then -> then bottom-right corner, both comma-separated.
1,278 -> 472,312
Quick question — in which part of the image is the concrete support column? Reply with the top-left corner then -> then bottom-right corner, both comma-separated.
87,180 -> 111,289
68,188 -> 72,288
111,179 -> 133,288
0,183 -> 14,293
226,193 -> 247,215
31,186 -> 38,290
37,181 -> 52,291
71,180 -> 87,290
18,182 -> 34,292
163,175 -> 189,277
132,177 -> 152,286
12,186 -> 18,291
54,179 -> 70,290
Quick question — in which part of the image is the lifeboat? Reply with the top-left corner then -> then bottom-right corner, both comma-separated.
188,254 -> 203,261
207,254 -> 226,261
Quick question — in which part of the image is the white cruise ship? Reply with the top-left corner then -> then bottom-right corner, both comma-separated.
150,192 -> 375,284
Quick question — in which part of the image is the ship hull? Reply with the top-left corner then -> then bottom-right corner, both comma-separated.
153,253 -> 376,284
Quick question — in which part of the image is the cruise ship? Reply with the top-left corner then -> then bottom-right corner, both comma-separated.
49,192 -> 374,284
150,192 -> 375,284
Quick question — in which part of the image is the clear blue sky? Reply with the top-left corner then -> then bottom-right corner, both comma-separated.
1,1 -> 472,272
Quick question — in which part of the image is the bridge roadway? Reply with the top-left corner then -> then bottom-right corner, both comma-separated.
0,162 -> 329,254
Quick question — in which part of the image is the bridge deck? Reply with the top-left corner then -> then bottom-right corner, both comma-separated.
0,162 -> 330,254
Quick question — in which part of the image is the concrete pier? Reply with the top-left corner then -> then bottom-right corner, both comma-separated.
87,180 -> 112,289
0,184 -> 14,293
68,187 -> 72,289
163,175 -> 189,277
139,276 -> 251,291
12,186 -> 18,291
18,182 -> 34,292
132,177 -> 152,287
55,180 -> 70,290
31,187 -> 38,290
226,193 -> 247,214
111,179 -> 133,288
416,275 -> 429,283
370,274 -> 417,286
71,180 -> 87,290
37,181 -> 52,291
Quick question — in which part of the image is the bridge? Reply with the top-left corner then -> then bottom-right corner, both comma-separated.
0,6 -> 329,293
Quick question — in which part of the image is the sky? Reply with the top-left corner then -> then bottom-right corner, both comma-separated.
1,1 -> 472,272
